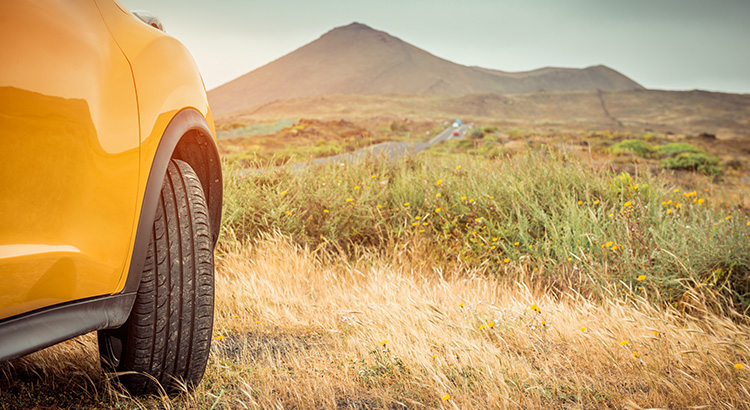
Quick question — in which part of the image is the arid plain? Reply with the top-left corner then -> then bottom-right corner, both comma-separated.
2,22 -> 749,410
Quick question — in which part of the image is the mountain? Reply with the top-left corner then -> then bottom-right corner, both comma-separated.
208,22 -> 644,115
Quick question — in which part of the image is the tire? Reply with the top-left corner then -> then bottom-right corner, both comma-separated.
98,159 -> 215,395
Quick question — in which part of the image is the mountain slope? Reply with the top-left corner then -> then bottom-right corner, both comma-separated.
208,22 -> 644,115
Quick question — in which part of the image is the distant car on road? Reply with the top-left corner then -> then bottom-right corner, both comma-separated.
453,130 -> 460,136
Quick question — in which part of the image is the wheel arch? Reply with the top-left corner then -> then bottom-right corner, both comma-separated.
123,108 -> 222,295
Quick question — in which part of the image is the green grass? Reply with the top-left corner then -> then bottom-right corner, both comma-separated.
222,150 -> 750,313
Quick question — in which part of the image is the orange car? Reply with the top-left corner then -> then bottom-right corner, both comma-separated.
0,0 -> 222,394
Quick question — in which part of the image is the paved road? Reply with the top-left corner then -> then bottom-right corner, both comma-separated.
297,123 -> 471,168
238,123 -> 470,176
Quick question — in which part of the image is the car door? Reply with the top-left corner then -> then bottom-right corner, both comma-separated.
0,0 -> 140,320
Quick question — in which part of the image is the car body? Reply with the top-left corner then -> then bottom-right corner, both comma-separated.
0,0 -> 222,393
453,130 -> 460,136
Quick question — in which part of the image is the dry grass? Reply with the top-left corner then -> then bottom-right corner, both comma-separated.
2,235 -> 749,408
207,236 -> 750,409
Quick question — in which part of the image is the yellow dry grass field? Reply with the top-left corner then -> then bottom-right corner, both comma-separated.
5,236 -> 748,409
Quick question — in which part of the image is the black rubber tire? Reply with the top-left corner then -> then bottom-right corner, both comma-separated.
98,159 -> 215,395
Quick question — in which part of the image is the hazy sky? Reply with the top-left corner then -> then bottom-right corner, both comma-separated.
121,0 -> 750,94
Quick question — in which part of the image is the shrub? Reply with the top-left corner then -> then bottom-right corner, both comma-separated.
656,143 -> 705,157
660,152 -> 722,175
222,151 -> 749,311
609,139 -> 656,158
468,128 -> 484,139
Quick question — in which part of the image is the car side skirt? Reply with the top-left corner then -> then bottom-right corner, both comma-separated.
0,293 -> 136,363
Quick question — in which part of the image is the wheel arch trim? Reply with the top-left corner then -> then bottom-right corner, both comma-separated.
123,108 -> 222,294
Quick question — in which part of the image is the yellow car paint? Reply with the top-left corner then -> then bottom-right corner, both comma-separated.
0,0 -> 215,319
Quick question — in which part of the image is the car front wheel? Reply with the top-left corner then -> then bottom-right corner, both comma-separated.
98,158 -> 215,395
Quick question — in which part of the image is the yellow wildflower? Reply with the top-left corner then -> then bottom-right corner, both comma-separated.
214,335 -> 225,341
632,352 -> 640,359
380,340 -> 388,346
461,195 -> 467,200
281,190 -> 287,196
286,211 -> 292,215
412,222 -> 418,227
609,213 -> 614,217
492,237 -> 498,242
354,185 -> 360,190
735,363 -> 744,370
458,302 -> 464,307
594,200 -> 600,205
435,179 -> 443,186
456,165 -> 461,170
442,394 -> 450,401
637,275 -> 646,281
530,304 -> 538,311
605,241 -> 613,248
541,320 -> 547,326
667,209 -> 672,214
376,204 -> 382,208
673,189 -> 679,193
488,321 -> 495,328
577,200 -> 583,205
371,174 -> 377,179
503,258 -> 511,263
323,209 -> 329,213
725,215 -> 732,220
403,202 -> 410,206
697,198 -> 705,205
435,207 -> 441,213
624,201 -> 632,207
652,331 -> 660,336
580,327 -> 587,332
620,340 -> 629,346
436,193 -> 441,197
346,198 -> 353,203
514,242 -> 520,246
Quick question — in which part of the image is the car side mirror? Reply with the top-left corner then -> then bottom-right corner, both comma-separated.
131,10 -> 164,32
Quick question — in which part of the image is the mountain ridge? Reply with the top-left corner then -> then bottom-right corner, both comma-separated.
208,22 -> 644,115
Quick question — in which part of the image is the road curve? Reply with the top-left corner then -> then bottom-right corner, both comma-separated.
297,123 -> 471,169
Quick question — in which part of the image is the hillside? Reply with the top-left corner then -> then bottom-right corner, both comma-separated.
215,89 -> 750,139
208,22 -> 643,115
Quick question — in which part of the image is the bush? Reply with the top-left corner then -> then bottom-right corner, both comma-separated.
609,139 -> 656,158
468,128 -> 484,139
656,143 -> 705,157
222,151 -> 749,311
660,152 -> 722,175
